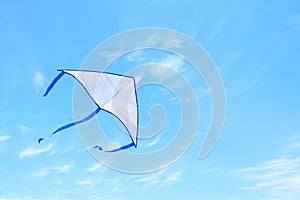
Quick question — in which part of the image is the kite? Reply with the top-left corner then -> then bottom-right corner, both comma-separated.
38,69 -> 138,152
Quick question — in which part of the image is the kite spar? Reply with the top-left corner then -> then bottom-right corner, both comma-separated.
39,69 -> 138,152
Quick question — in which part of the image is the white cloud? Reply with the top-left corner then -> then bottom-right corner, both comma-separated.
36,169 -> 48,179
284,13 -> 300,25
86,163 -> 102,173
201,166 -> 219,174
0,135 -> 10,142
145,34 -> 184,49
134,75 -> 143,85
126,50 -> 144,62
32,164 -> 71,181
205,21 -> 225,41
156,55 -> 185,73
288,141 -> 300,151
284,134 -> 300,151
32,71 -> 47,91
282,13 -> 300,32
145,34 -> 163,46
144,55 -> 186,89
230,134 -> 300,199
19,143 -> 54,158
18,125 -> 31,134
146,135 -> 161,147
162,171 -> 182,185
237,157 -> 299,174
98,50 -> 122,62
165,37 -> 183,48
231,51 -> 242,60
52,165 -> 71,173
235,156 -> 300,199
274,13 -> 300,36
133,168 -> 182,188
75,179 -> 93,185
55,179 -> 62,185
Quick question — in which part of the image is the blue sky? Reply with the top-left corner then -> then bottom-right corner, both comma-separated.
0,0 -> 300,199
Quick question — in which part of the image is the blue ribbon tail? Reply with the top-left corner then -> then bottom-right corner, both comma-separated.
38,138 -> 44,143
43,71 -> 66,97
38,107 -> 101,143
94,142 -> 135,153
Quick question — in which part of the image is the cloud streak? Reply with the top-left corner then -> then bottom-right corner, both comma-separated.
0,135 -> 10,142
148,55 -> 185,77
18,125 -> 31,134
32,71 -> 47,92
32,164 -> 72,181
282,13 -> 300,33
75,179 -> 93,185
19,143 -> 54,158
234,140 -> 300,199
132,168 -> 183,189
205,21 -> 225,41
85,163 -> 104,173
52,165 -> 72,173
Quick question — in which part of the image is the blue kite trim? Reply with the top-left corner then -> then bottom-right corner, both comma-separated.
43,71 -> 65,97
38,107 -> 101,143
94,142 -> 135,152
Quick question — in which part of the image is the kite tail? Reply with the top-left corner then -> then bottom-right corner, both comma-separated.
94,142 -> 135,152
43,70 -> 66,97
38,107 -> 101,143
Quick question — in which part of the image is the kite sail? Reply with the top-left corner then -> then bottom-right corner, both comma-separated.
39,69 -> 138,152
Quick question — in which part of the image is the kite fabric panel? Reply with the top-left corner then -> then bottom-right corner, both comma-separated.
38,69 -> 138,152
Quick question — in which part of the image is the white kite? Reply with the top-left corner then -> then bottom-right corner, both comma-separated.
38,69 -> 138,152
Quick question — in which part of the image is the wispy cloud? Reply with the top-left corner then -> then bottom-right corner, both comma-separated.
155,55 -> 185,73
283,134 -> 300,152
32,71 -> 47,92
133,170 -> 166,188
201,166 -> 220,174
128,52 -> 185,75
134,74 -> 143,85
75,179 -> 93,185
0,135 -> 10,142
52,164 -> 72,173
143,55 -> 187,92
86,163 -> 103,173
145,34 -> 183,48
205,21 -> 225,41
146,136 -> 161,147
161,171 -> 182,186
54,179 -> 62,185
126,50 -> 144,62
281,13 -> 300,33
33,164 -> 71,181
234,146 -> 300,199
19,143 -> 54,158
18,125 -> 31,134
98,50 -> 122,63
132,168 -> 183,189
284,13 -> 300,25
36,169 -> 49,179
231,51 -> 242,60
